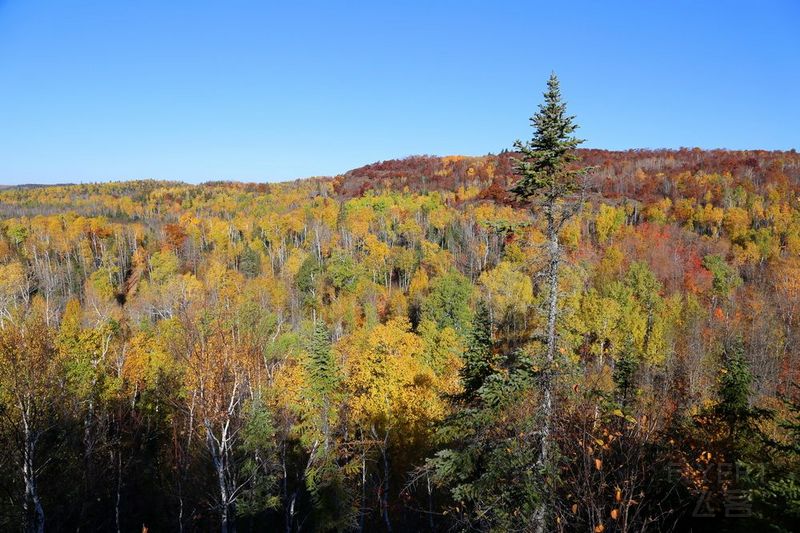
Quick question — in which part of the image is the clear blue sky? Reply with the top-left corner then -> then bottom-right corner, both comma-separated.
0,1 -> 797,184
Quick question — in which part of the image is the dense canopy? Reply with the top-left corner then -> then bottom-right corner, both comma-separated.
1,145 -> 800,531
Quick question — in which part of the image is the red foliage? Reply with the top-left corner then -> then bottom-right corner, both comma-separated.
335,149 -> 800,203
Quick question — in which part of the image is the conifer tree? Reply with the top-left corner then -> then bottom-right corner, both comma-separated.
302,321 -> 350,530
613,343 -> 638,406
511,73 -> 589,533
715,336 -> 764,450
460,300 -> 494,400
307,321 -> 337,407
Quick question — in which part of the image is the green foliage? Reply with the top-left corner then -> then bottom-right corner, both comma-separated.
749,389 -> 800,531
511,73 -> 585,201
239,244 -> 261,278
326,252 -> 359,293
612,342 -> 638,404
305,321 -> 338,401
417,318 -> 461,377
296,255 -> 323,295
5,222 -> 28,246
716,337 -> 754,421
703,254 -> 742,298
421,270 -> 473,333
431,357 -> 540,531
88,267 -> 116,300
460,301 -> 494,400
149,250 -> 180,284
237,399 -> 281,517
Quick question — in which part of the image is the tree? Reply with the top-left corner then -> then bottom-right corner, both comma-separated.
343,317 -> 449,531
0,307 -> 64,533
510,73 -> 589,532
478,261 -> 533,334
176,305 -> 276,533
716,336 -> 758,436
460,301 -> 495,400
420,271 -> 473,334
429,348 -> 539,531
300,321 -> 351,530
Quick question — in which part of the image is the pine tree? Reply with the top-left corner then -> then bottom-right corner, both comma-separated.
613,342 -> 638,406
430,297 -> 538,530
302,321 -> 351,531
511,73 -> 589,533
308,322 -> 336,395
717,337 -> 753,422
511,73 -> 585,202
460,300 -> 494,400
714,336 -> 767,453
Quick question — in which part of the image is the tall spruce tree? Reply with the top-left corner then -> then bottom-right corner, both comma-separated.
302,321 -> 351,531
307,321 -> 337,406
511,73 -> 589,533
460,300 -> 494,400
304,320 -> 339,456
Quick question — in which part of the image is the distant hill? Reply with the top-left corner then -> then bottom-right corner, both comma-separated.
0,183 -> 79,190
335,148 -> 800,201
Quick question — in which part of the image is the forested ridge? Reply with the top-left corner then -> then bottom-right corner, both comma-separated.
2,119 -> 800,529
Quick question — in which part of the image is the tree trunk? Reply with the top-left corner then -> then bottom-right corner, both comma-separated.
22,416 -> 45,533
534,208 -> 560,533
359,439 -> 366,533
379,430 -> 392,533
115,447 -> 123,533
207,425 -> 235,533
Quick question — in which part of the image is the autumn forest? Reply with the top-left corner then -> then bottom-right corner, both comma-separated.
1,79 -> 800,533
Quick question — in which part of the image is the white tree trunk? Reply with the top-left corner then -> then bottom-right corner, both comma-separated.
22,415 -> 45,533
534,209 -> 560,533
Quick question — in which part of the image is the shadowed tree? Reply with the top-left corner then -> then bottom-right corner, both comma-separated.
460,300 -> 495,400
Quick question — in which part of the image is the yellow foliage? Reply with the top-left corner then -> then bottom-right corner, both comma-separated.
479,261 -> 533,324
342,317 -> 449,444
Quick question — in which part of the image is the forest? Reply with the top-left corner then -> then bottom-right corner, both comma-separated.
1,78 -> 800,532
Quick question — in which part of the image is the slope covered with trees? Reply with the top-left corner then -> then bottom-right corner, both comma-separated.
1,81 -> 799,532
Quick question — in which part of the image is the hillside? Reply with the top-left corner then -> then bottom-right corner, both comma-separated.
336,148 -> 800,199
0,147 -> 799,531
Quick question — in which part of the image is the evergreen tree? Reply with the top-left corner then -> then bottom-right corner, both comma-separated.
460,300 -> 494,400
716,336 -> 754,424
613,342 -> 638,406
238,245 -> 261,278
511,73 -> 589,533
511,73 -> 585,201
302,321 -> 351,531
712,337 -> 770,459
750,387 -> 800,531
429,349 -> 538,532
306,321 -> 337,404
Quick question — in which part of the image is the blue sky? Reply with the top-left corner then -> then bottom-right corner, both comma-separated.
0,1 -> 797,184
